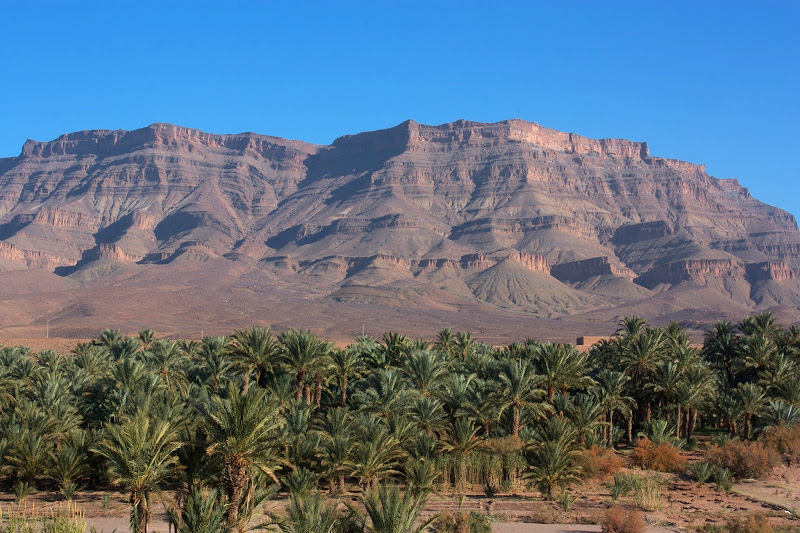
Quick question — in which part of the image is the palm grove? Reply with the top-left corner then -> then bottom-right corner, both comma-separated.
0,312 -> 798,532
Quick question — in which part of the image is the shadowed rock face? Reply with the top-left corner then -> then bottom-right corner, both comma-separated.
1,119 -> 799,333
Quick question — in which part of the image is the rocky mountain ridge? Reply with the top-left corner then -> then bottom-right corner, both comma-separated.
1,119 -> 798,335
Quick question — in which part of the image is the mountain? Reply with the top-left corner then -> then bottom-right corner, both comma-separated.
0,119 -> 798,341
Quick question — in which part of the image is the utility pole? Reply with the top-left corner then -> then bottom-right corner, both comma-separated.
46,318 -> 49,339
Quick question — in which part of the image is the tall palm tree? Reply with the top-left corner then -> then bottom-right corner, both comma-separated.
441,417 -> 485,492
736,382 -> 767,440
493,358 -> 548,437
403,349 -> 450,398
353,367 -> 414,421
330,346 -> 364,405
317,407 -> 355,492
594,370 -> 635,446
94,409 -> 182,533
703,320 -> 741,387
198,336 -> 234,392
620,327 -> 667,423
647,360 -> 685,437
144,340 -> 190,397
535,343 -> 594,400
351,419 -> 404,489
204,384 -> 285,531
279,330 -> 332,402
228,326 -> 281,391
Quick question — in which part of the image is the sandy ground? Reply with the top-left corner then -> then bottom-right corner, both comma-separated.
491,525 -> 678,533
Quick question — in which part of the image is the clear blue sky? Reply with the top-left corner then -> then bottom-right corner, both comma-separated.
1,1 -> 798,220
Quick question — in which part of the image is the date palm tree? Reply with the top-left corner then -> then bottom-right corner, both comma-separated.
735,382 -> 767,440
357,484 -> 436,533
493,358 -> 548,437
228,326 -> 281,391
441,417 -> 484,492
330,346 -> 364,405
535,343 -> 594,400
279,491 -> 339,533
594,370 -> 635,446
525,418 -> 582,500
94,408 -> 182,533
279,330 -> 332,402
204,383 -> 285,531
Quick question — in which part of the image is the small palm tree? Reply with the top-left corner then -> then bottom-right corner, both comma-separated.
279,491 -> 339,533
357,484 -> 436,533
525,418 -> 582,500
94,409 -> 182,533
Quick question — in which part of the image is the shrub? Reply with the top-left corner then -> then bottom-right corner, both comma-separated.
578,445 -> 624,479
629,438 -> 686,472
725,512 -> 775,533
601,506 -> 646,533
610,471 -> 664,511
433,511 -> 492,533
762,423 -> 800,463
706,440 -> 780,479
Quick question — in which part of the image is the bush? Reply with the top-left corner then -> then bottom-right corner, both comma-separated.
629,438 -> 686,472
762,423 -> 800,464
601,506 -> 646,533
610,471 -> 664,511
578,445 -> 624,479
706,440 -> 780,479
433,511 -> 492,533
724,512 -> 775,533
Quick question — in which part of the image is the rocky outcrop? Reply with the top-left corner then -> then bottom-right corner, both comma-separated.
746,261 -> 796,282
551,257 -> 636,283
636,259 -> 747,288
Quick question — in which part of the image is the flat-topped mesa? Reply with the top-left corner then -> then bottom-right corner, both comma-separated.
636,259 -> 747,288
0,241 -> 66,269
20,123 -> 316,160
551,257 -> 636,283
33,207 -> 98,229
88,243 -> 144,263
746,261 -> 796,282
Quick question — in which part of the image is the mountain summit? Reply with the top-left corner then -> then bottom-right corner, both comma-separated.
1,120 -> 798,339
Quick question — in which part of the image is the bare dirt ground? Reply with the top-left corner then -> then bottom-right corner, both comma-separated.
1,460 -> 797,533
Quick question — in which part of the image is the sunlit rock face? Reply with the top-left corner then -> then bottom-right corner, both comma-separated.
1,118 -> 798,323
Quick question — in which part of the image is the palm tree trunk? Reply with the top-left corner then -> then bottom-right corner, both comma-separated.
689,409 -> 699,440
224,457 -> 248,529
338,474 -> 345,493
296,370 -> 305,401
744,413 -> 751,440
341,375 -> 348,405
512,405 -> 521,437
314,373 -> 322,405
608,410 -> 614,448
676,403 -> 681,439
548,384 -> 555,401
627,416 -> 633,444
130,491 -> 149,533
242,372 -> 250,393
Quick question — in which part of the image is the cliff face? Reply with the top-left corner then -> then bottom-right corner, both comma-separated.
1,119 -> 798,322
